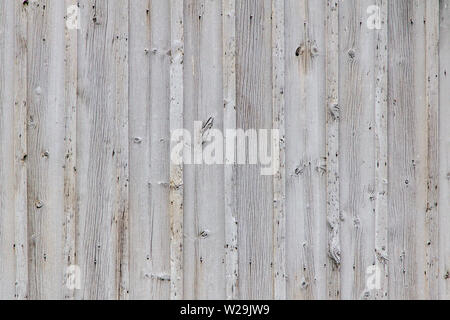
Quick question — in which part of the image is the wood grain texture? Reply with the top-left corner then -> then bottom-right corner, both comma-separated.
272,0 -> 286,300
339,0 -> 376,300
0,0 -> 448,300
326,0 -> 340,300
388,0 -> 428,300
439,0 -> 450,300
0,0 -> 17,300
235,0 -> 273,299
285,0 -> 327,300
63,0 -> 78,301
76,0 -> 129,299
13,0 -> 29,300
26,0 -> 65,299
128,0 -> 172,300
223,0 -> 239,301
183,0 -> 225,300
424,0 -> 440,300
169,0 -> 184,300
374,0 -> 389,300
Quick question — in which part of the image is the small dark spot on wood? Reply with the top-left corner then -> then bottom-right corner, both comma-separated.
348,49 -> 355,59
134,137 -> 143,144
199,230 -> 210,239
35,200 -> 44,209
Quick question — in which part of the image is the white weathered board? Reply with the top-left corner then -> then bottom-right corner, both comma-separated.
0,0 -> 449,300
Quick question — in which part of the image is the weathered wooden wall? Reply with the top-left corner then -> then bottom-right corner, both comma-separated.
0,0 -> 449,300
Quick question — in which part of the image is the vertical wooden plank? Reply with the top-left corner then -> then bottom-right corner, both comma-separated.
116,2 -> 130,300
13,0 -> 29,300
181,0 -> 194,297
223,0 -> 239,300
183,0 -> 225,299
374,0 -> 389,300
129,0 -> 172,300
388,0 -> 427,299
235,0 -> 273,299
413,0 -> 428,300
26,0 -> 66,299
169,0 -> 184,300
146,0 -> 171,301
63,0 -> 78,300
285,0 -> 327,300
339,0 -> 376,299
129,0 -> 151,300
424,0 -> 440,300
272,0 -> 286,300
76,0 -> 129,299
439,0 -> 450,300
413,0 -> 429,300
0,0 -> 17,300
326,0 -> 340,300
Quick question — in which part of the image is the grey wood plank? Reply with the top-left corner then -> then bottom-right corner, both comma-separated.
326,0 -> 340,300
387,0 -> 427,299
12,0 -> 29,300
285,0 -> 327,300
76,0 -> 129,299
223,0 -> 239,300
374,0 -> 389,300
339,0 -> 376,300
439,0 -> 450,300
235,0 -> 274,299
128,0 -> 152,299
169,0 -> 185,300
129,0 -> 172,300
183,0 -> 225,299
26,0 -> 66,299
63,0 -> 78,300
424,0 -> 440,300
0,0 -> 17,300
272,0 -> 287,300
